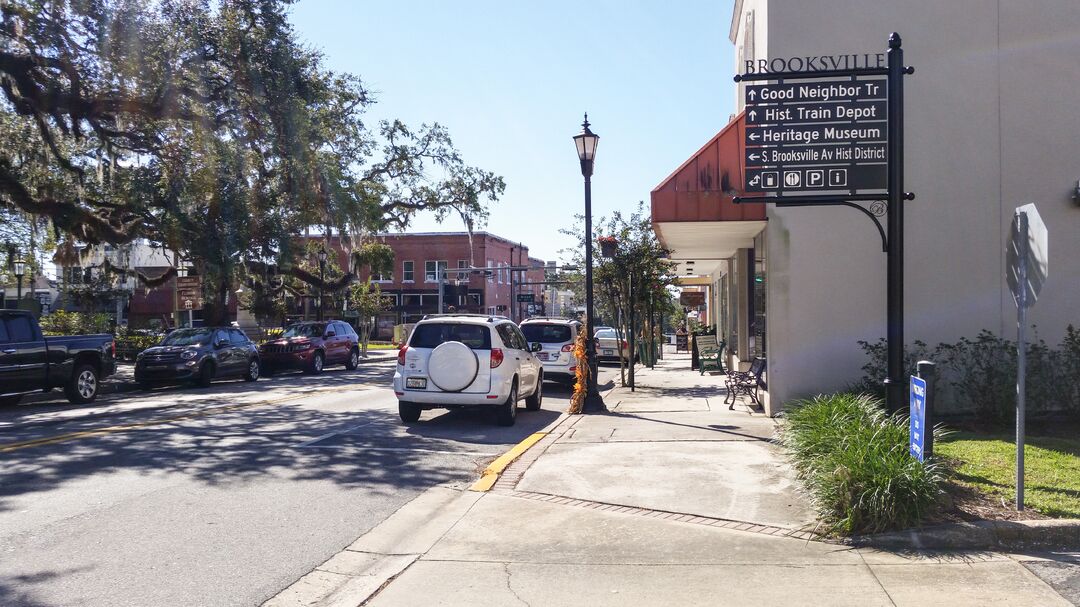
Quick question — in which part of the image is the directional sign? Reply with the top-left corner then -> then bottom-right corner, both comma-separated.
516,293 -> 535,303
744,77 -> 888,194
745,165 -> 886,193
747,123 -> 885,146
746,143 -> 887,167
745,100 -> 887,125
745,79 -> 886,104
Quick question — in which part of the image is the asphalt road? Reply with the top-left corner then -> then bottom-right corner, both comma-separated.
0,356 -> 620,607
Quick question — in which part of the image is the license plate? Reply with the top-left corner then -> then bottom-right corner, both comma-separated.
537,353 -> 550,361
147,365 -> 167,370
603,349 -> 614,356
406,377 -> 427,389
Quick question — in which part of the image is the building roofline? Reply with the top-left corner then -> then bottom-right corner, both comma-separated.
729,0 -> 744,43
303,230 -> 530,250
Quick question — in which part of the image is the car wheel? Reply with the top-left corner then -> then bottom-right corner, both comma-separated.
525,374 -> 543,410
194,361 -> 214,387
64,364 -> 99,404
345,348 -> 360,370
243,358 -> 260,382
305,351 -> 324,375
0,395 -> 22,407
496,381 -> 518,427
398,400 -> 421,423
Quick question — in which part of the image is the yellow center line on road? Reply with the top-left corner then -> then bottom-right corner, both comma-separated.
0,385 -> 371,454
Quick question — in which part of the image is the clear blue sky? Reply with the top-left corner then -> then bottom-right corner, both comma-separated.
288,0 -> 737,263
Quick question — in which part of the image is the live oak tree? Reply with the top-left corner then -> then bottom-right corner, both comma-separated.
0,0 -> 504,324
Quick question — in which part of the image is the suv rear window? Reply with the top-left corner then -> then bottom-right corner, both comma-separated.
410,323 -> 492,349
521,324 -> 573,344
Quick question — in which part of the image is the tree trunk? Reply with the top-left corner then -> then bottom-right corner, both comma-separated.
361,320 -> 370,356
201,274 -> 232,326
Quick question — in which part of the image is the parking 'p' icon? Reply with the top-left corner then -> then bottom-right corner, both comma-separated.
806,170 -> 824,187
828,169 -> 848,187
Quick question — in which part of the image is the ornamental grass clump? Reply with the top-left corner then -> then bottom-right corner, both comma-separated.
780,393 -> 949,535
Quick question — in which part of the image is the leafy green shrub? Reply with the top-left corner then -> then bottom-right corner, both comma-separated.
780,393 -> 949,535
855,325 -> 1080,424
39,310 -> 113,335
113,331 -> 163,360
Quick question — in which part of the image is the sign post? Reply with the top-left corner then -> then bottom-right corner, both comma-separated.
910,361 -> 936,462
735,33 -> 914,414
1006,203 -> 1048,511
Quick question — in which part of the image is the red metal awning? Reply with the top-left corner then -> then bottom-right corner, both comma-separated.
651,112 -> 766,279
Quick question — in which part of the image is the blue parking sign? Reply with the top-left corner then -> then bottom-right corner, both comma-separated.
910,376 -> 927,461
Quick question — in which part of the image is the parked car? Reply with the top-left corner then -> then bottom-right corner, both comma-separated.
594,328 -> 631,363
520,317 -> 581,385
259,321 -> 360,375
135,327 -> 260,389
0,310 -> 117,405
393,314 -> 543,426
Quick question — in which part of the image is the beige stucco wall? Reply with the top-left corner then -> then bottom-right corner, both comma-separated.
739,0 -> 1080,409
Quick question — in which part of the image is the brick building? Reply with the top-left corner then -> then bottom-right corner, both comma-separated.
316,232 -> 548,339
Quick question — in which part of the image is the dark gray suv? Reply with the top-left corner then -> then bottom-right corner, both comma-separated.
135,327 -> 260,389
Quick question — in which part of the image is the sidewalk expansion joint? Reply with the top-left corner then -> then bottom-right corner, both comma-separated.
493,488 -> 825,543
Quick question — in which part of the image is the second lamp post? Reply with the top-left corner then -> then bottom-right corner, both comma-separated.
573,114 -> 604,411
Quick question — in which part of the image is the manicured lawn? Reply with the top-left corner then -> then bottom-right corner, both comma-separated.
937,433 -> 1080,518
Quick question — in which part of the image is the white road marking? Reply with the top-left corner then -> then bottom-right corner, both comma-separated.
291,420 -> 382,448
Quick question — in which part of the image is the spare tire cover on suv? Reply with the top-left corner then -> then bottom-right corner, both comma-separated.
428,341 -> 479,392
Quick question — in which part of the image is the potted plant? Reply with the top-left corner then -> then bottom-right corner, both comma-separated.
598,236 -> 618,258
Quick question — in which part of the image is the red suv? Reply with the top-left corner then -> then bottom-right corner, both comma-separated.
259,321 -> 360,375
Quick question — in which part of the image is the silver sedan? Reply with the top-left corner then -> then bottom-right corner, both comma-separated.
594,328 -> 631,363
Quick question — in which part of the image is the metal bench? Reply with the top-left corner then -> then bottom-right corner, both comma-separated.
695,335 -> 726,375
724,357 -> 766,408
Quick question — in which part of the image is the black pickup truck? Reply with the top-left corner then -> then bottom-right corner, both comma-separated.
0,310 -> 117,405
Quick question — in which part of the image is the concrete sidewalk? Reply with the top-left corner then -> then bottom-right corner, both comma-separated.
267,352 -> 1074,606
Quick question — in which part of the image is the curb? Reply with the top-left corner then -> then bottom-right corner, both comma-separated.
854,518 -> 1080,552
469,432 -> 548,492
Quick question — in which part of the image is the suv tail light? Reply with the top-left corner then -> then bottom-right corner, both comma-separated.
490,348 -> 504,368
397,345 -> 408,365
561,344 -> 573,352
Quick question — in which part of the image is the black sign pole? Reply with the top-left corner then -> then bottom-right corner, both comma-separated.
884,33 -> 913,414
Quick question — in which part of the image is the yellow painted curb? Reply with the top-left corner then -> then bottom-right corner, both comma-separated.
469,432 -> 547,492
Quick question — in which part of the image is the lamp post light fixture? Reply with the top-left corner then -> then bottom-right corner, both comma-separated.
13,259 -> 26,301
573,114 -> 604,412
317,247 -> 328,321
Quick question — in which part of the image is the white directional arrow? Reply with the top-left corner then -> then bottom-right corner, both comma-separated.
748,132 -> 760,141
748,153 -> 761,161
749,175 -> 761,186
748,109 -> 757,121
748,90 -> 757,101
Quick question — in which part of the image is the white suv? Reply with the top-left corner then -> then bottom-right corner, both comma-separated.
519,318 -> 581,385
393,315 -> 544,426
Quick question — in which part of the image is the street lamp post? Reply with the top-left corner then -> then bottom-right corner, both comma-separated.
317,247 -> 328,321
13,260 -> 26,302
573,114 -> 604,411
